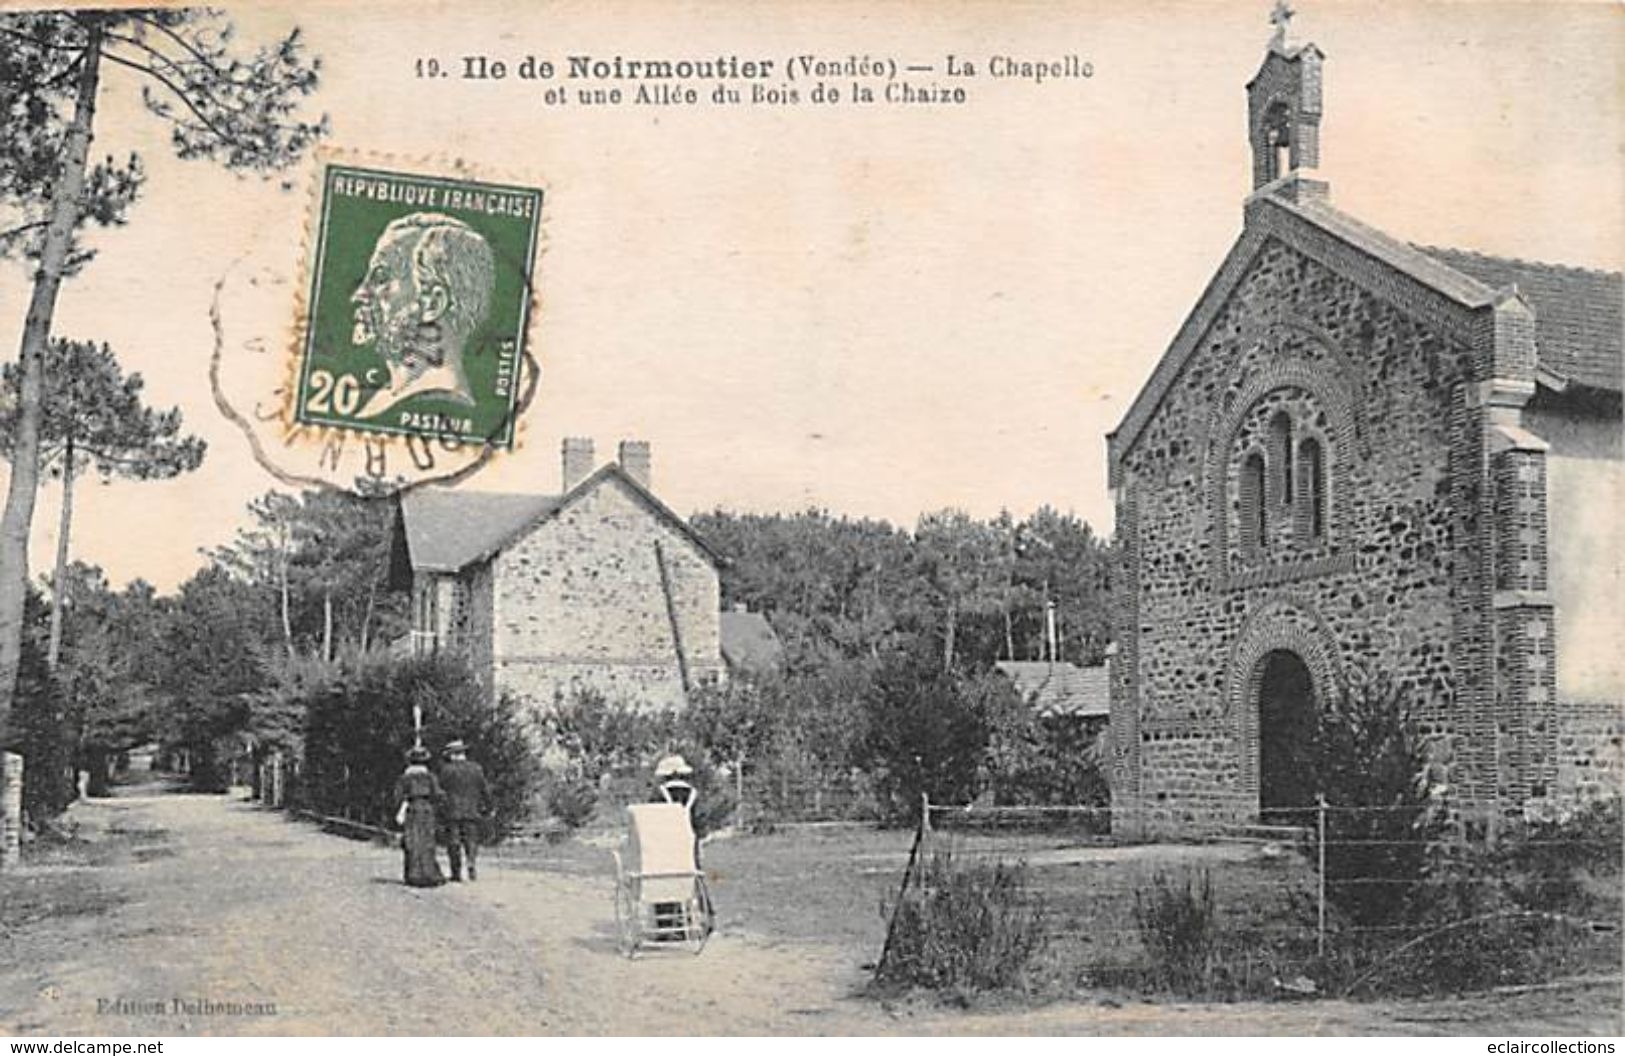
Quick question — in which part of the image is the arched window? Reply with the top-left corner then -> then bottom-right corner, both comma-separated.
1269,411 -> 1294,507
1299,437 -> 1326,539
1241,452 -> 1266,553
1261,102 -> 1293,182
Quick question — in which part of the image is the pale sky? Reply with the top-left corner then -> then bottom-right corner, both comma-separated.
1,0 -> 1620,590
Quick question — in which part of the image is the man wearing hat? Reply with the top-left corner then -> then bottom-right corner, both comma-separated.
438,740 -> 491,882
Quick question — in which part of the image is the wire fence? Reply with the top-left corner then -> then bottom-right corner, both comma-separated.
874,794 -> 1623,998
736,771 -> 885,827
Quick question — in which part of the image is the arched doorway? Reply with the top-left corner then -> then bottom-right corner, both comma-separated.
1257,649 -> 1318,823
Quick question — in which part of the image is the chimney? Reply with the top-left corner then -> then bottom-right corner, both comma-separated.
618,439 -> 651,490
561,437 -> 594,492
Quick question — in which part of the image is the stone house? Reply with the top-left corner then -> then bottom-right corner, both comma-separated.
1106,27 -> 1622,835
390,439 -> 726,711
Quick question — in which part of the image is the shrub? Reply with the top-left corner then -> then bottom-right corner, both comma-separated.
1133,868 -> 1219,995
298,652 -> 541,836
541,686 -> 677,785
544,773 -> 598,831
985,701 -> 1110,809
1306,668 -> 1443,931
860,648 -> 995,822
1349,798 -> 1625,996
540,686 -> 743,835
1498,796 -> 1623,917
874,850 -> 1049,998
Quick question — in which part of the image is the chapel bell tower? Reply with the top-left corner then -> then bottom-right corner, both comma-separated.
1246,2 -> 1326,197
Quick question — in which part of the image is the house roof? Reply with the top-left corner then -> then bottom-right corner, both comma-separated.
399,490 -> 564,574
1109,192 -> 1622,479
396,463 -> 720,574
1417,247 -> 1623,393
719,609 -> 783,676
994,661 -> 1110,718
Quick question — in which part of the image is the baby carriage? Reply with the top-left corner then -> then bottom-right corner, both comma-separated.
612,801 -> 715,956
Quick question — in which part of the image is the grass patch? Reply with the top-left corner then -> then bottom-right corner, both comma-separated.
0,869 -> 123,931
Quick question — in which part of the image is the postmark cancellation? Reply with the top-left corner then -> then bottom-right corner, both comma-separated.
209,153 -> 546,497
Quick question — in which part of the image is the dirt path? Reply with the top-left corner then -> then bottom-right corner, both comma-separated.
2,794 -> 1619,1036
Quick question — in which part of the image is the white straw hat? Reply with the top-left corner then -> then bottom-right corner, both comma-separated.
654,754 -> 693,778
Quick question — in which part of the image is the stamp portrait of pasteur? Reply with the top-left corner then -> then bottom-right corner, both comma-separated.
293,162 -> 542,448
348,212 -> 496,419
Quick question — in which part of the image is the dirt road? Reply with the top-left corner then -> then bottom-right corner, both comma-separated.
2,793 -> 1619,1036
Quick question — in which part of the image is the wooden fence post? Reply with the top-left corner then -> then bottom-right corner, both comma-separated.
874,788 -> 932,983
1317,793 -> 1328,960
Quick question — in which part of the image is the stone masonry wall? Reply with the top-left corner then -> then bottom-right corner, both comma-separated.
1113,236 -> 1479,834
1553,699 -> 1625,802
489,475 -> 722,714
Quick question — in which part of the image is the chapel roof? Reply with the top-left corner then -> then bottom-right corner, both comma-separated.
1417,247 -> 1623,393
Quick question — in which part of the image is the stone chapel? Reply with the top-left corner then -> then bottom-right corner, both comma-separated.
1106,19 -> 1623,835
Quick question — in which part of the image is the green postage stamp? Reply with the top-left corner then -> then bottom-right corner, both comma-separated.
294,163 -> 543,447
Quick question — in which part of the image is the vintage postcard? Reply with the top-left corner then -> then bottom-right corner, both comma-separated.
0,0 -> 1620,1041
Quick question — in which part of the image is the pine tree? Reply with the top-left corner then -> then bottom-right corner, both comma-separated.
0,339 -> 205,668
0,10 -> 326,747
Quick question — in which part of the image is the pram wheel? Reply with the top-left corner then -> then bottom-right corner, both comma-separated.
685,876 -> 715,954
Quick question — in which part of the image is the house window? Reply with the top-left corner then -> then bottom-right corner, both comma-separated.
1241,452 -> 1267,553
1300,436 -> 1326,539
413,578 -> 439,655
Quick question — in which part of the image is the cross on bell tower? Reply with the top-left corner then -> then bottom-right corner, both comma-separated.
1269,0 -> 1295,51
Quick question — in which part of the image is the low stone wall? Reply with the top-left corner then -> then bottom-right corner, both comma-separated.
1,751 -> 20,870
1553,697 -> 1624,802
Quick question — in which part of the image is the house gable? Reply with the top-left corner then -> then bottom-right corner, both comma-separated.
488,469 -> 723,707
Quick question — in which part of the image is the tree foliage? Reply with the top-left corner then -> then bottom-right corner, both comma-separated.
1,337 -> 205,671
155,565 -> 272,791
51,563 -> 166,795
0,338 -> 204,479
858,644 -> 1006,819
14,590 -> 72,819
209,489 -> 407,661
0,7 -> 326,750
691,504 -> 1112,673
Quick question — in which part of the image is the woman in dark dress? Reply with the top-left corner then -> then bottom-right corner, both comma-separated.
394,746 -> 445,887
